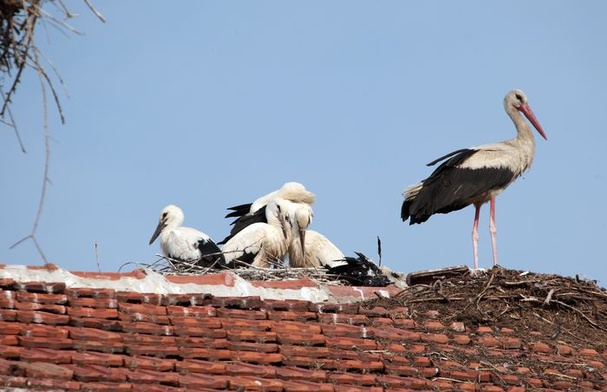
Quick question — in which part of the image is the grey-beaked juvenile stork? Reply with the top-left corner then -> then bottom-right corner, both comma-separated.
287,206 -> 345,268
221,199 -> 291,268
219,182 -> 315,245
149,205 -> 225,268
401,89 -> 547,269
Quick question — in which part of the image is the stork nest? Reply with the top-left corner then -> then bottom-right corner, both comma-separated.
126,256 -> 351,286
362,266 -> 607,349
0,0 -> 39,75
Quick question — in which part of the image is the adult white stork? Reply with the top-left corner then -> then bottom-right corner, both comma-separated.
149,205 -> 225,268
287,207 -> 345,268
219,182 -> 315,245
401,89 -> 547,269
221,199 -> 291,268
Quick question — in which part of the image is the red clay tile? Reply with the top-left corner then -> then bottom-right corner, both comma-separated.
176,336 -> 228,349
126,368 -> 180,385
0,277 -> 16,287
308,302 -> 359,314
532,342 -> 554,353
78,382 -> 132,392
71,351 -> 124,367
126,344 -> 181,358
178,373 -> 230,389
23,378 -> 81,391
226,329 -> 277,343
225,362 -> 277,377
420,332 -> 449,344
500,337 -> 522,349
275,366 -> 328,382
280,379 -> 335,391
173,325 -> 226,339
65,287 -> 117,299
68,307 -> 119,319
453,334 -> 472,345
267,310 -> 318,322
227,375 -> 286,392
280,345 -> 331,358
20,347 -> 72,363
13,300 -> 66,314
70,297 -> 118,309
15,291 -> 68,304
478,335 -> 501,347
116,291 -> 163,305
0,335 -> 18,345
222,317 -> 272,331
276,332 -> 326,346
579,348 -> 600,357
392,318 -> 417,329
16,310 -> 70,325
70,316 -> 122,331
16,361 -> 73,379
320,323 -> 372,339
216,307 -> 267,320
17,336 -> 73,350
18,281 -> 66,293
171,316 -> 222,331
476,326 -> 493,333
166,305 -> 216,317
325,336 -> 378,351
227,340 -> 279,353
0,308 -> 17,321
318,313 -> 371,325
0,345 -> 23,359
262,299 -> 312,311
327,372 -> 378,385
121,321 -> 174,335
0,321 -> 20,335
175,359 -> 227,374
119,302 -> 168,316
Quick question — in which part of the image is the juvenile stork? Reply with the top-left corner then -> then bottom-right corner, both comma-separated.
287,207 -> 345,268
149,205 -> 225,268
221,199 -> 291,268
401,89 -> 547,268
219,182 -> 315,244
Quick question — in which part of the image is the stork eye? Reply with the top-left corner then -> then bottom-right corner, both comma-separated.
515,94 -> 523,102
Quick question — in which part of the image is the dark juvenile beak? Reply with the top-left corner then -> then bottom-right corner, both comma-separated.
299,227 -> 306,257
149,221 -> 165,245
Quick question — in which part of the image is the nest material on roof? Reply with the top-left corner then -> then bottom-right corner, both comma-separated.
138,255 -> 398,287
0,0 -> 38,74
363,266 -> 607,349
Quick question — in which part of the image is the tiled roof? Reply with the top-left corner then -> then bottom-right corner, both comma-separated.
0,263 -> 606,391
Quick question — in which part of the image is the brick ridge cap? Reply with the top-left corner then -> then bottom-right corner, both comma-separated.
0,263 -> 401,303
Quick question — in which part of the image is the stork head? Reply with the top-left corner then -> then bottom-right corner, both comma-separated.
293,207 -> 313,257
149,204 -> 184,245
506,89 -> 548,140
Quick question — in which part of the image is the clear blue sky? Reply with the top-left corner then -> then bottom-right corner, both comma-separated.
2,2 -> 606,285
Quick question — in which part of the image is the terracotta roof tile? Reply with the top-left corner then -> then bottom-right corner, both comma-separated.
0,263 -> 607,390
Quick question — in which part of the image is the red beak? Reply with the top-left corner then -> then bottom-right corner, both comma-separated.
519,103 -> 548,141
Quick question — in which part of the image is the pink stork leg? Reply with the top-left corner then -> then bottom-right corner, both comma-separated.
489,197 -> 498,266
472,203 -> 482,269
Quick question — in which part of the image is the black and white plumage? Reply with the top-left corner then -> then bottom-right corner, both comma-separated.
325,252 -> 391,287
149,205 -> 225,268
401,89 -> 547,269
219,182 -> 315,245
221,200 -> 291,268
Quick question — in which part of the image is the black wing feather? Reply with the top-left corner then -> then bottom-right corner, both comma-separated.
196,239 -> 226,268
403,148 -> 515,224
218,205 -> 268,245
